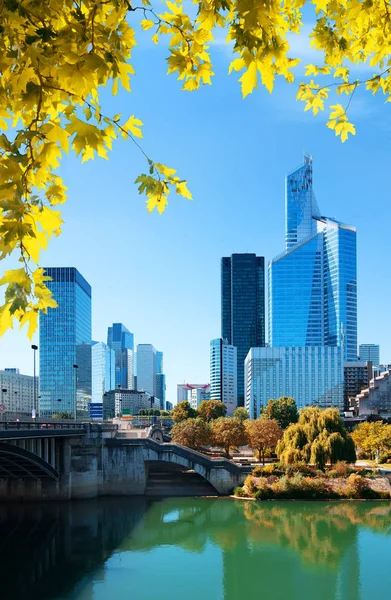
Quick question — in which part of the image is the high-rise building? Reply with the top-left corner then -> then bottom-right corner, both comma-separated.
39,267 -> 92,417
221,254 -> 265,406
155,351 -> 166,408
344,361 -> 373,412
177,383 -> 210,404
359,344 -> 380,367
0,369 -> 35,417
245,346 -> 344,418
92,342 -> 115,404
136,344 -> 156,396
269,155 -> 357,361
210,338 -> 237,415
107,323 -> 134,389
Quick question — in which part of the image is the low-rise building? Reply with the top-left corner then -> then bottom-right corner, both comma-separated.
357,369 -> 391,416
0,368 -> 36,417
103,389 -> 159,419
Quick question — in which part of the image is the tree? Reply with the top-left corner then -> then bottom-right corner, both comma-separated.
245,418 -> 283,464
352,421 -> 391,461
171,418 -> 212,451
58,411 -> 73,419
172,401 -> 197,423
262,397 -> 299,430
212,417 -> 246,458
198,400 -> 227,422
232,407 -> 249,422
138,409 -> 146,416
277,407 -> 356,470
1,0 -> 389,339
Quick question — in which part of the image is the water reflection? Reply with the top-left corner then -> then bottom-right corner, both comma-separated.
0,498 -> 390,600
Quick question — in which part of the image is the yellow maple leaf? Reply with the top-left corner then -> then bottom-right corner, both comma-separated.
122,115 -> 143,138
141,19 -> 154,30
239,61 -> 258,97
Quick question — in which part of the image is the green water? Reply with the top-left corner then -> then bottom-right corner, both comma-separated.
1,498 -> 391,600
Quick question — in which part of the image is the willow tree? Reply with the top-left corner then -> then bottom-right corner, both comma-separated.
277,407 -> 356,469
1,0 -> 391,337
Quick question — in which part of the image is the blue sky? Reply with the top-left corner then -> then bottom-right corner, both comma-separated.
1,24 -> 390,403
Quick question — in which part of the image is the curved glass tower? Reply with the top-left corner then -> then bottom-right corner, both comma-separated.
269,156 -> 357,362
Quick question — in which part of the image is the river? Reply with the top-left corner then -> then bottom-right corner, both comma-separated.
1,498 -> 391,599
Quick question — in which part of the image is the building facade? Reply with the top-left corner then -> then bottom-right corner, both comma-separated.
177,383 -> 210,404
107,323 -> 134,389
357,369 -> 391,416
269,155 -> 357,362
344,361 -> 372,412
210,338 -> 237,415
245,346 -> 344,418
92,342 -> 115,404
103,389 -> 158,419
136,344 -> 156,396
222,253 -> 265,406
155,351 -> 165,407
39,267 -> 92,418
359,344 -> 380,367
0,369 -> 35,417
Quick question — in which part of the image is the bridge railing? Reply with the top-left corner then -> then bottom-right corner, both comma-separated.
0,421 -> 88,431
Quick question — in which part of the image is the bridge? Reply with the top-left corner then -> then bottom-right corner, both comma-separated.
0,422 -> 250,500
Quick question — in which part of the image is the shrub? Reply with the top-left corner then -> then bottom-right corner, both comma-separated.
271,474 -> 332,499
233,486 -> 247,497
344,474 -> 380,499
253,463 -> 281,477
244,475 -> 257,495
254,479 -> 274,500
285,462 -> 316,478
378,452 -> 391,464
330,461 -> 353,477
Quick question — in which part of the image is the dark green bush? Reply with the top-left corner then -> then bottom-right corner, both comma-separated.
254,479 -> 274,500
233,486 -> 247,497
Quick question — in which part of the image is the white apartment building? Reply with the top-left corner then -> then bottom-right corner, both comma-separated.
0,368 -> 36,417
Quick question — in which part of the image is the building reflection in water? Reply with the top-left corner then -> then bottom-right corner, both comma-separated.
1,498 -> 390,600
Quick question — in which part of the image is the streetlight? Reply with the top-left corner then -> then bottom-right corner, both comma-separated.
31,344 -> 38,418
73,364 -> 78,420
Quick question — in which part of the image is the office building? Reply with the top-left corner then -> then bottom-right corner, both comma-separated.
92,342 -> 115,404
222,253 -> 265,406
39,267 -> 92,418
103,389 -> 159,419
0,369 -> 35,417
359,344 -> 380,367
245,346 -> 344,418
177,383 -> 210,404
269,155 -> 357,361
137,344 -> 156,396
344,361 -> 372,412
165,400 -> 173,411
107,323 -> 134,389
357,369 -> 391,416
210,338 -> 237,415
155,351 -> 166,408
88,402 -> 103,420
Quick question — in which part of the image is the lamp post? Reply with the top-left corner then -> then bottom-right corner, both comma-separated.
73,364 -> 78,420
31,344 -> 38,418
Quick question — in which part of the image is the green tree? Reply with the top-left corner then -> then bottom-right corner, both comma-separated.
212,417 -> 246,458
58,411 -> 73,419
172,401 -> 197,423
232,407 -> 249,422
277,407 -> 356,470
245,418 -> 283,464
1,0 -> 389,339
262,397 -> 299,429
198,400 -> 227,421
138,409 -> 146,416
171,418 -> 212,451
352,421 -> 391,461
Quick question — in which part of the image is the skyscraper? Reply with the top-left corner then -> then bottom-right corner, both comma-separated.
269,155 -> 357,361
136,344 -> 156,396
221,254 -> 265,406
210,338 -> 237,415
39,267 -> 92,417
92,342 -> 115,403
155,351 -> 166,408
107,323 -> 134,389
359,344 -> 380,367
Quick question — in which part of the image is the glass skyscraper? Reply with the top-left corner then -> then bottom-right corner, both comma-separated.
210,338 -> 237,415
107,323 -> 134,389
39,267 -> 92,417
269,155 -> 357,361
155,351 -> 166,407
92,342 -> 115,403
222,254 -> 265,406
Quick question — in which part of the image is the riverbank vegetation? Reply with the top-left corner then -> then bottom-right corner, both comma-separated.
234,462 -> 391,500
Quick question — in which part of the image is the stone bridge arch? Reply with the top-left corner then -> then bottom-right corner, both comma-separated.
0,442 -> 59,480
